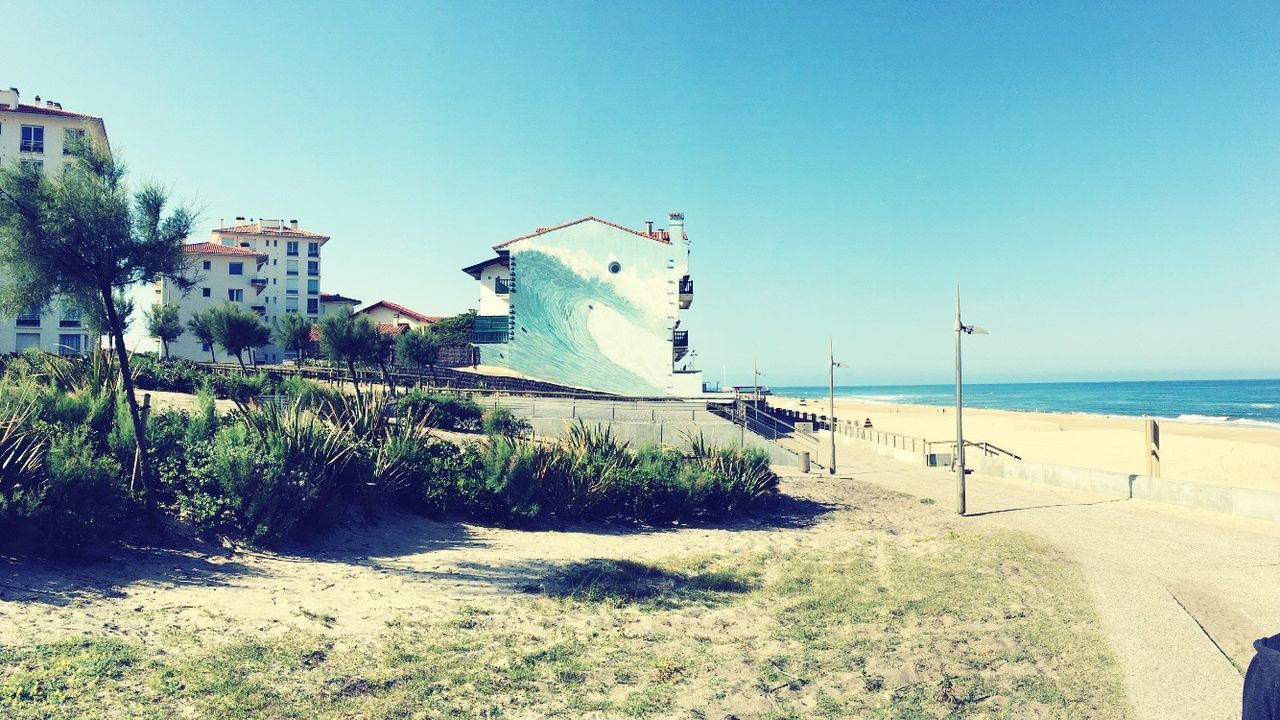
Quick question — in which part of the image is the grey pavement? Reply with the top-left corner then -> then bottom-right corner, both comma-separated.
824,438 -> 1280,720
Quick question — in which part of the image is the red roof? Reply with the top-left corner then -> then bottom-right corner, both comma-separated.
1,103 -> 100,120
214,222 -> 330,240
355,300 -> 440,324
182,242 -> 267,259
493,216 -> 673,250
376,323 -> 409,336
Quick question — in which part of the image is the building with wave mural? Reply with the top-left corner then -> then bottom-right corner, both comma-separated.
461,213 -> 701,397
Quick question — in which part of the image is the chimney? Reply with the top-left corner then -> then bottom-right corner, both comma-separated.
45,100 -> 54,108
0,87 -> 16,110
645,220 -> 654,234
289,219 -> 299,229
668,211 -> 685,239
33,95 -> 40,105
235,216 -> 245,221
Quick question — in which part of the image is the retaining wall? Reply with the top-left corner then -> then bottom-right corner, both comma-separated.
967,455 -> 1280,523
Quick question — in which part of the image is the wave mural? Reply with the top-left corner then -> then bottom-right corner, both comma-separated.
479,238 -> 679,396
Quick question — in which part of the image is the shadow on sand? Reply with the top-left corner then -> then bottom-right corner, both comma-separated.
0,490 -> 836,606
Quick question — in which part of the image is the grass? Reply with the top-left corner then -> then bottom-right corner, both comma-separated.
0,530 -> 1131,719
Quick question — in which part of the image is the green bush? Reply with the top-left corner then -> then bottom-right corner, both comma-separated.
27,429 -> 127,554
482,407 -> 532,439
397,390 -> 483,432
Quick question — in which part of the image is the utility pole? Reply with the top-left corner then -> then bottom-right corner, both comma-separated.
828,338 -> 844,474
954,286 -> 966,515
953,285 -> 988,516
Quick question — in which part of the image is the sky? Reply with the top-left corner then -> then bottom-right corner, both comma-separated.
7,1 -> 1279,385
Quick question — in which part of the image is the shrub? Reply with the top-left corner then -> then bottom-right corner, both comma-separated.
398,390 -> 483,432
27,429 -> 127,554
482,407 -> 531,439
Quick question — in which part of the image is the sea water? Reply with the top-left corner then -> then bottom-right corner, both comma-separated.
774,379 -> 1280,429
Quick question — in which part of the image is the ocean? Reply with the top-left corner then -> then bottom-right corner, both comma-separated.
772,379 -> 1280,430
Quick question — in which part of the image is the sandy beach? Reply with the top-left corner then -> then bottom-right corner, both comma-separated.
770,395 -> 1280,492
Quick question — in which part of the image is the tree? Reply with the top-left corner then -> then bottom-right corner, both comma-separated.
374,328 -> 398,397
396,326 -> 442,384
318,312 -> 381,402
187,309 -> 218,363
144,303 -> 183,358
84,289 -> 135,353
209,303 -> 271,370
429,311 -> 476,347
274,313 -> 312,365
0,141 -> 196,517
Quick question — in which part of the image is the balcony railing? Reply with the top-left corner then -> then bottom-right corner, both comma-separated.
250,277 -> 268,287
16,315 -> 40,328
673,330 -> 689,347
678,275 -> 693,309
495,277 -> 511,295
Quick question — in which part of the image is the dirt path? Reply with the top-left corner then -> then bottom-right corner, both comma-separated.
829,441 -> 1280,720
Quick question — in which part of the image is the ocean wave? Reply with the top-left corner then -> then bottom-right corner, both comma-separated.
1161,414 -> 1280,430
1248,403 -> 1278,409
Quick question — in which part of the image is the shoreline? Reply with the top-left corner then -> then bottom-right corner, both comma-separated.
768,393 -> 1280,492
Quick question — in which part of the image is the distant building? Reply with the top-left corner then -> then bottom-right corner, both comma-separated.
0,87 -> 109,356
461,213 -> 699,396
319,292 -> 361,316
155,219 -> 330,362
354,300 -> 440,336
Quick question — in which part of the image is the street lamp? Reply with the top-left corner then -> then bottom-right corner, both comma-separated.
828,338 -> 845,474
954,285 -> 987,516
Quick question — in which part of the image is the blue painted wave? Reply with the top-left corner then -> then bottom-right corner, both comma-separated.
774,379 -> 1280,429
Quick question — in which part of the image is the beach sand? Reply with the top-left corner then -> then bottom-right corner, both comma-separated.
770,395 -> 1280,492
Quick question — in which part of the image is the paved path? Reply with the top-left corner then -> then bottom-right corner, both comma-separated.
827,440 -> 1280,720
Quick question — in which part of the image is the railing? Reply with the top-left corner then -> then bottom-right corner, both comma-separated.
673,331 -> 689,347
495,277 -> 510,295
679,276 -> 693,295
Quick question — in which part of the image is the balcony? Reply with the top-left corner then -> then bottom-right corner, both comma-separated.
679,275 -> 693,309
250,276 -> 268,288
495,277 -> 511,296
673,330 -> 690,361
473,315 -> 510,344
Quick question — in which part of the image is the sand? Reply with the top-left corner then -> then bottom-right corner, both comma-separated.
770,395 -> 1280,492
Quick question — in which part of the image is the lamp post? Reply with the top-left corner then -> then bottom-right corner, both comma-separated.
954,285 -> 987,516
828,338 -> 845,474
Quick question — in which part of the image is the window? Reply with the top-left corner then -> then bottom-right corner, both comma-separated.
495,277 -> 510,295
15,333 -> 40,352
287,241 -> 298,256
286,278 -> 298,295
202,287 -> 211,297
285,297 -> 298,313
306,298 -> 318,314
286,259 -> 298,275
16,304 -> 41,327
20,125 -> 44,153
201,342 -> 211,352
308,242 -> 319,258
228,289 -> 243,302
307,279 -> 319,295
229,262 -> 243,275
63,128 -> 85,154
307,261 -> 319,276
58,334 -> 83,356
19,159 -> 43,172
59,304 -> 81,328
202,260 -> 211,270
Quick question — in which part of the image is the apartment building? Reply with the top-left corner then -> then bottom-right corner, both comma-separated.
0,87 -> 110,355
156,219 -> 330,362
460,213 -> 699,396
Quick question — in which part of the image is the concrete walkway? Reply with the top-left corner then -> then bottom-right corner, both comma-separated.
827,440 -> 1280,720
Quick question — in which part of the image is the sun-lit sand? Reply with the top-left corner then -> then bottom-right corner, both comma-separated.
770,395 -> 1280,492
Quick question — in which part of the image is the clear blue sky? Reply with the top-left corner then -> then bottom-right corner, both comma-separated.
11,1 -> 1279,385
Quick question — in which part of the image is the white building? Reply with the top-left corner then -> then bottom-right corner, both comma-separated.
155,219 -> 330,363
319,292 -> 361,317
460,213 -> 699,396
0,87 -> 109,355
353,300 -> 440,336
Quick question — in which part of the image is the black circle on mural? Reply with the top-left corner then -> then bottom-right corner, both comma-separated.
608,261 -> 621,274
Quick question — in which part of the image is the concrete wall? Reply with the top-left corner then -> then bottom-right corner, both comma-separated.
968,455 -> 1280,523
836,433 -> 930,466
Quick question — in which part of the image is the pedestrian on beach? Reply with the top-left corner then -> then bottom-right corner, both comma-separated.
1244,633 -> 1280,719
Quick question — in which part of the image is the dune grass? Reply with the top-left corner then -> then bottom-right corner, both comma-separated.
0,529 -> 1130,719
